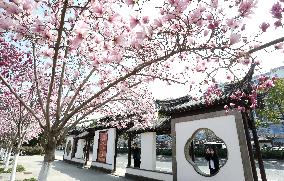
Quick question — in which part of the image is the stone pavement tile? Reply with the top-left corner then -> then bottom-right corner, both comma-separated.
12,155 -> 133,181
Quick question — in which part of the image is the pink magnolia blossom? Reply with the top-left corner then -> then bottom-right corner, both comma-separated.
229,103 -> 235,107
226,74 -> 232,80
124,0 -> 136,6
195,60 -> 207,72
229,33 -> 241,45
224,105 -> 229,110
275,42 -> 284,49
237,106 -> 245,112
136,31 -> 147,43
226,18 -> 240,29
153,18 -> 163,28
240,58 -> 251,65
5,3 -> 22,15
238,0 -> 257,17
113,34 -> 126,46
271,2 -> 283,19
130,16 -> 140,29
93,4 -> 103,16
108,13 -> 120,23
22,0 -> 34,12
241,24 -> 246,31
210,0 -> 218,8
274,20 -> 282,28
0,18 -> 14,30
173,0 -> 190,13
32,20 -> 45,34
208,21 -> 219,30
204,30 -> 209,36
260,22 -> 270,32
142,16 -> 149,24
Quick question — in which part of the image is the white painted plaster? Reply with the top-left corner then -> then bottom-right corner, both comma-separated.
75,139 -> 86,159
126,167 -> 173,181
92,162 -> 113,170
175,115 -> 246,181
63,136 -> 74,160
141,132 -> 156,170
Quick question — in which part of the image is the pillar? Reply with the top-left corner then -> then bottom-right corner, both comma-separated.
140,132 -> 156,170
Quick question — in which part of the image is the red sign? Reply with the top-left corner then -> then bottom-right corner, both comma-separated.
97,131 -> 108,163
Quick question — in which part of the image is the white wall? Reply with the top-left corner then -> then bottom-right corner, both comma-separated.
91,128 -> 116,171
75,139 -> 86,159
141,132 -> 156,170
126,167 -> 173,181
63,136 -> 74,160
175,115 -> 246,181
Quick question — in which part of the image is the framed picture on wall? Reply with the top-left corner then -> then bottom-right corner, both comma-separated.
97,131 -> 108,163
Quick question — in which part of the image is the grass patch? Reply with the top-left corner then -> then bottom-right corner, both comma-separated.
0,160 -> 13,165
23,178 -> 37,181
16,178 -> 37,181
0,165 -> 25,173
16,165 -> 25,172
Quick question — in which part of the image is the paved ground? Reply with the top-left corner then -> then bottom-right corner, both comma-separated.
0,152 -> 132,181
116,153 -> 284,181
1,151 -> 284,181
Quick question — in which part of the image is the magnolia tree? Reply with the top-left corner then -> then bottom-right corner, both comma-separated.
0,0 -> 284,180
0,36 -> 33,171
0,92 -> 41,181
0,38 -> 40,181
0,115 -> 14,169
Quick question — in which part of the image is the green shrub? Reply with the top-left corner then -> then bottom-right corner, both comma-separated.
16,165 -> 25,172
117,147 -> 128,154
20,146 -> 44,156
116,147 -> 284,160
157,148 -> 172,156
257,150 -> 284,160
0,165 -> 26,173
22,178 -> 37,181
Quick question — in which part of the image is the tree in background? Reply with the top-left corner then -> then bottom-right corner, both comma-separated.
257,78 -> 284,123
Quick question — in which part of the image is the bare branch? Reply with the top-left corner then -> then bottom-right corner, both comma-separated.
45,0 -> 69,130
32,43 -> 47,120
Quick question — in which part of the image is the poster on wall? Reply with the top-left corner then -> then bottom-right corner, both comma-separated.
97,131 -> 108,163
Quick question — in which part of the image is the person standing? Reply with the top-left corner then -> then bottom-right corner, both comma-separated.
205,147 -> 220,175
83,145 -> 87,159
132,143 -> 141,168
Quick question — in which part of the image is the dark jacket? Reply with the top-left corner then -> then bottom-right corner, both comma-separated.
132,147 -> 140,160
205,153 -> 220,170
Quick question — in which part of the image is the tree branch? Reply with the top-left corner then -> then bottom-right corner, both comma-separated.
0,74 -> 43,128
53,62 -> 66,129
45,0 -> 69,130
32,43 -> 47,121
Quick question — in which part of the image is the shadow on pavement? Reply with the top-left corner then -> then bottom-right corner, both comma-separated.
52,160 -> 132,181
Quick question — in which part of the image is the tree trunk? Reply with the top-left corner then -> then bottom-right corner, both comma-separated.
10,142 -> 21,181
0,148 -> 4,160
250,114 -> 267,181
4,148 -> 12,171
3,149 -> 8,163
38,138 -> 57,181
0,148 -> 3,158
9,151 -> 19,181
